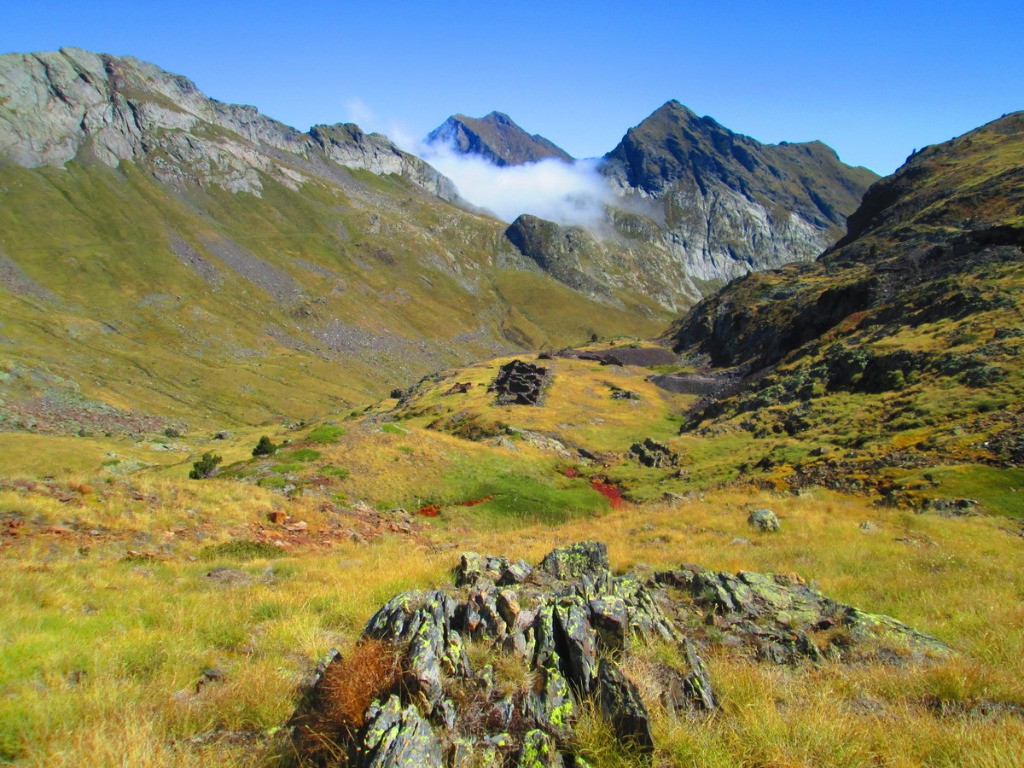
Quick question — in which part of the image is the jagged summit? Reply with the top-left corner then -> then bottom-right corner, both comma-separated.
426,111 -> 573,166
602,99 -> 877,231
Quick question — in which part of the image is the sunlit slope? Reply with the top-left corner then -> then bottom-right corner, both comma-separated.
0,160 -> 667,436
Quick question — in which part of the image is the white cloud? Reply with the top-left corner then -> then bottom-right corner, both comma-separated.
417,141 -> 615,228
343,97 -> 376,127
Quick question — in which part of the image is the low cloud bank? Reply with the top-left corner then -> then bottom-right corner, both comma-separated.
418,141 -> 615,228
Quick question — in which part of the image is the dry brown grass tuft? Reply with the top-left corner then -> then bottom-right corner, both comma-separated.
320,640 -> 402,730
291,639 -> 402,765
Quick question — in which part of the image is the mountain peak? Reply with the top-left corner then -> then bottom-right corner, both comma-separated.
603,100 -> 878,231
426,112 -> 573,166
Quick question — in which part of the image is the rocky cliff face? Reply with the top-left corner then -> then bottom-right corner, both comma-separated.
426,111 -> 573,166
0,48 -> 456,199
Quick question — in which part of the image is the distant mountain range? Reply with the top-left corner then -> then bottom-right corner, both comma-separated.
0,48 -> 667,434
428,103 -> 878,303
0,47 -> 897,435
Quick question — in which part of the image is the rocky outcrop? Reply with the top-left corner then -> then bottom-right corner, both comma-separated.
628,438 -> 679,468
489,360 -> 551,406
286,542 -> 948,766
0,48 -> 456,199
426,112 -> 573,167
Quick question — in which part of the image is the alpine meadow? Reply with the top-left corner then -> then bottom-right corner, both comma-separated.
0,25 -> 1022,768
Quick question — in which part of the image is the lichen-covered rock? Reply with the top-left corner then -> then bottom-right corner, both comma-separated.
655,564 -> 949,663
517,729 -> 560,768
537,541 -> 609,582
359,695 -> 443,768
363,590 -> 471,712
597,659 -> 654,755
287,542 -> 949,765
748,508 -> 781,532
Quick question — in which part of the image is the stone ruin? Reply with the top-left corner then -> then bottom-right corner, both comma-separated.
285,542 -> 947,767
489,360 -> 550,406
628,438 -> 680,468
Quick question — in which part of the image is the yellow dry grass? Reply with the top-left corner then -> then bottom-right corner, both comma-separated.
1,481 -> 1022,766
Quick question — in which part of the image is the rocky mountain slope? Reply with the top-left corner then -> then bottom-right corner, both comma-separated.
602,100 -> 878,279
0,49 -> 668,436
668,111 -> 1024,496
426,111 -> 573,166
494,101 -> 878,310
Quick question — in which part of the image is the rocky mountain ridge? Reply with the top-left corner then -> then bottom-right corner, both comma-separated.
0,48 -> 456,200
474,101 -> 879,307
426,111 -> 573,166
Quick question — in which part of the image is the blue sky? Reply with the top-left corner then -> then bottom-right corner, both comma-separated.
4,0 -> 1021,175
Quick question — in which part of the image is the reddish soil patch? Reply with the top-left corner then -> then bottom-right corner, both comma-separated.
455,496 -> 494,507
417,504 -> 442,517
590,478 -> 626,510
562,467 -> 580,478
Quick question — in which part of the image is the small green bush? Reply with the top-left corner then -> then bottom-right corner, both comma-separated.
252,436 -> 278,457
199,540 -> 285,561
189,452 -> 222,479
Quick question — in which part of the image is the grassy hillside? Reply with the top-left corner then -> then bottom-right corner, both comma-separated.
0,160 -> 667,452
666,112 -> 1024,515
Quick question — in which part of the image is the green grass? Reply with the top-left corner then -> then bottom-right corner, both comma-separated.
199,540 -> 286,561
305,424 -> 345,444
284,449 -> 321,463
895,465 -> 1024,518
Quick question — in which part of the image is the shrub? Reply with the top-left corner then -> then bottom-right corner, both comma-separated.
252,436 -> 278,457
189,452 -> 222,479
199,540 -> 285,561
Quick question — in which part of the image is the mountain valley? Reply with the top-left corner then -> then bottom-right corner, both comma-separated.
0,46 -> 1022,768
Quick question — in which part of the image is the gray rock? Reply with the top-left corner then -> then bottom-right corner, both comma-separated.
748,508 -> 781,532
538,541 -> 609,582
359,695 -> 443,768
681,640 -> 717,712
596,659 -> 653,755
